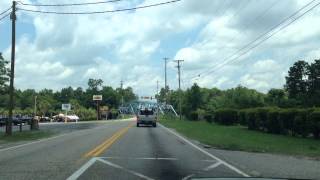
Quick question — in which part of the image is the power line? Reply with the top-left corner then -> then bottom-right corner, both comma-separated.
197,0 -> 320,79
0,12 -> 11,22
188,0 -> 279,79
0,6 -> 12,16
17,0 -> 122,7
188,0 -> 318,80
17,0 -> 182,15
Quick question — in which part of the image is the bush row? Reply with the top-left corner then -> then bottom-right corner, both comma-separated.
210,108 -> 320,139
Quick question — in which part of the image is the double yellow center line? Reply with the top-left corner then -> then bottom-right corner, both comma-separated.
84,122 -> 134,158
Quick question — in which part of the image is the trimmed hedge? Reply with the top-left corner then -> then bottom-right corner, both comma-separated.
214,108 -> 238,125
212,107 -> 320,139
309,110 -> 320,139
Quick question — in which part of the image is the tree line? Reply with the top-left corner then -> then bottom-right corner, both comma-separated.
0,53 -> 137,119
156,59 -> 320,120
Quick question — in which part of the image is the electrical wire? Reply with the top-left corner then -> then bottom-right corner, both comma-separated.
0,6 -> 11,16
17,0 -> 122,7
187,0 -> 318,80
0,12 -> 11,21
17,0 -> 181,15
188,0 -> 280,79
198,0 -> 320,79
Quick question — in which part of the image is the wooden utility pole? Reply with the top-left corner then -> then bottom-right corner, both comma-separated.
6,1 -> 16,135
164,57 -> 168,105
174,60 -> 184,120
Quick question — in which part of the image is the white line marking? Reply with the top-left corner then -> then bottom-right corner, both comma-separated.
182,174 -> 194,180
67,157 -> 97,180
159,123 -> 250,177
97,158 -> 154,180
99,156 -> 178,161
203,162 -> 222,171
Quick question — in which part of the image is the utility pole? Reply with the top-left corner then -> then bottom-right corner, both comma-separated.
156,80 -> 159,95
120,80 -> 124,118
164,57 -> 168,105
174,60 -> 184,120
34,96 -> 37,117
6,1 -> 16,136
120,80 -> 124,106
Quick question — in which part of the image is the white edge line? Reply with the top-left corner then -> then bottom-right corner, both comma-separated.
97,158 -> 154,180
182,174 -> 194,180
67,157 -> 97,180
203,162 -> 222,171
159,123 -> 250,177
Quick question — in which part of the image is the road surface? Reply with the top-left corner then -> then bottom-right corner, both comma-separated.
0,119 -> 249,180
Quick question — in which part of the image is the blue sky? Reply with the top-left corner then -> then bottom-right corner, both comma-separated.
1,0 -> 320,96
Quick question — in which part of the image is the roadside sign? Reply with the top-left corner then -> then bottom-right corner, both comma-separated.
93,95 -> 103,101
100,106 -> 109,112
62,104 -> 71,111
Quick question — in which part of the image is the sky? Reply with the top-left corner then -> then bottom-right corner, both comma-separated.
1,0 -> 320,97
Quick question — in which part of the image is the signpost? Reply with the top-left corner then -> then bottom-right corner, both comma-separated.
62,104 -> 71,123
93,95 -> 102,120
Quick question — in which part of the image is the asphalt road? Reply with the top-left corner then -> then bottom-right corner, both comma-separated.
0,119 -> 249,180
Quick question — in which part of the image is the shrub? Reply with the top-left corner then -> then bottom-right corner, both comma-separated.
214,108 -> 238,125
246,109 -> 257,130
266,110 -> 282,134
204,110 -> 214,123
255,108 -> 271,131
292,110 -> 310,137
238,110 -> 247,126
308,110 -> 320,139
278,108 -> 298,135
190,111 -> 198,121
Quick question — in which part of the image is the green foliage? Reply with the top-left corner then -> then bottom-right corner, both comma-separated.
0,79 -> 137,121
292,110 -> 309,137
0,53 -> 9,91
308,110 -> 320,139
214,108 -> 238,125
266,110 -> 282,134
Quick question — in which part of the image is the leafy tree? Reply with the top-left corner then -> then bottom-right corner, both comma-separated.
0,53 -> 9,91
266,88 -> 286,106
285,60 -> 309,101
88,78 -> 103,92
156,86 -> 170,103
308,59 -> 320,106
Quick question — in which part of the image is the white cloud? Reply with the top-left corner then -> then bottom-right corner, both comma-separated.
2,0 -> 320,96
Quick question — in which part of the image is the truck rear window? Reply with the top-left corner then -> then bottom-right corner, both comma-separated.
140,110 -> 154,115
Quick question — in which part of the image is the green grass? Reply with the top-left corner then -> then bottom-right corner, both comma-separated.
160,116 -> 320,157
0,130 -> 54,143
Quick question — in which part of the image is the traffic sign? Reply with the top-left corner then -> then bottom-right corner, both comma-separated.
93,95 -> 103,101
62,104 -> 71,111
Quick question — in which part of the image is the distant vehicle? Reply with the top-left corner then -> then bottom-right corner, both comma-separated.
65,115 -> 79,122
136,108 -> 157,127
52,114 -> 79,122
0,117 -> 5,126
39,116 -> 51,122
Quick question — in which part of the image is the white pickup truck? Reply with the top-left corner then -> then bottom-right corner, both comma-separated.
136,108 -> 157,127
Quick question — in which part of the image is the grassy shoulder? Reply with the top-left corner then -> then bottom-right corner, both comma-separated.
160,116 -> 320,157
0,130 -> 54,143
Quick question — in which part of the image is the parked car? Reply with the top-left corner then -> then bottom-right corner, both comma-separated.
0,117 -> 6,126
